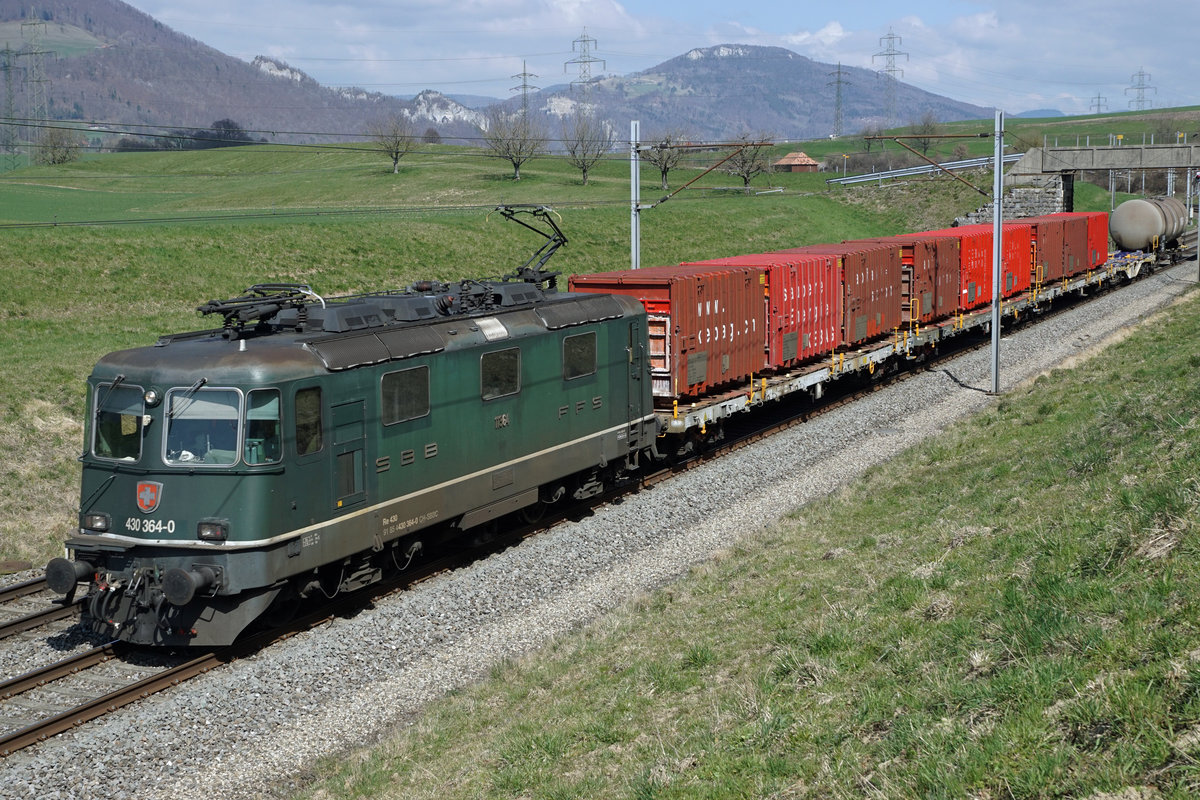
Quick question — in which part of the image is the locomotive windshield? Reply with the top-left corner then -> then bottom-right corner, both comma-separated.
92,382 -> 145,461
164,388 -> 241,466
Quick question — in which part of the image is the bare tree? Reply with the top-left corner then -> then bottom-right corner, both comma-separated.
910,110 -> 940,157
641,130 -> 687,191
562,109 -> 613,186
483,109 -> 547,180
860,122 -> 887,154
35,126 -> 83,165
722,131 -> 774,190
366,113 -> 418,174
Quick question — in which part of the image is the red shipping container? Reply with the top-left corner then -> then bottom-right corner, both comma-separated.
772,242 -> 902,348
1059,215 -> 1088,277
909,227 -> 990,310
1019,215 -> 1069,283
909,223 -> 1033,309
1051,211 -> 1109,270
569,264 -> 764,400
682,252 -> 840,369
849,235 -> 960,325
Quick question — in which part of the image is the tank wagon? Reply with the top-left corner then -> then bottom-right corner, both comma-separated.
1109,196 -> 1189,253
50,203 -> 1192,645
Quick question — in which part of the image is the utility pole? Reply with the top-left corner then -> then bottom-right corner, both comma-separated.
21,19 -> 49,123
1125,67 -> 1155,111
990,110 -> 1004,396
828,62 -> 850,138
872,28 -> 907,125
1089,91 -> 1107,114
1,44 -> 18,169
511,61 -> 538,118
565,30 -> 604,101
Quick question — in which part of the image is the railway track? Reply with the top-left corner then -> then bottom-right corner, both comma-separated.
0,540 -> 506,758
0,578 -> 82,641
0,643 -> 219,757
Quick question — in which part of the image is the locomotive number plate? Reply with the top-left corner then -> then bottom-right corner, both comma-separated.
125,517 -> 177,535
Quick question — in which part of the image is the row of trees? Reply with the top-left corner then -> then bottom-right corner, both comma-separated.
28,111 -> 775,191
366,109 -> 775,190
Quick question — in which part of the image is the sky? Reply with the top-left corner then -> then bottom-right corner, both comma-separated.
121,0 -> 1197,117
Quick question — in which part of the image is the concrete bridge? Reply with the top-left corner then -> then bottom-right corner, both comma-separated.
1008,143 -> 1200,184
947,142 -> 1200,224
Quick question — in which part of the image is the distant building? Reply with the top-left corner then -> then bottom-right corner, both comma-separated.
773,151 -> 819,173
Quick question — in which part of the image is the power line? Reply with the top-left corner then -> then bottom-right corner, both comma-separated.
1089,91 -> 1108,114
828,62 -> 850,138
1126,67 -> 1156,111
564,30 -> 604,101
872,28 -> 908,125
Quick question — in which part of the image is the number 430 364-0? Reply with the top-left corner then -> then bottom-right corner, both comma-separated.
125,517 -> 177,534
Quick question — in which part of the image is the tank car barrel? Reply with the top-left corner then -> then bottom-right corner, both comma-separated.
1110,196 -> 1188,252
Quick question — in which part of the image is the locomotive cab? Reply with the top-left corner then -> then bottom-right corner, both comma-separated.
49,370 -> 302,646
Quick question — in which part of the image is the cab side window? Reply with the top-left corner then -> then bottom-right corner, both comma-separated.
295,387 -> 323,456
563,332 -> 596,380
244,389 -> 282,464
92,383 -> 145,461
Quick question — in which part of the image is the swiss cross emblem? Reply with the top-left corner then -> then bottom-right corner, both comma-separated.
136,482 -> 163,514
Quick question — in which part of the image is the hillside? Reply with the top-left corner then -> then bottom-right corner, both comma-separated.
0,0 -> 483,144
0,2 -> 993,147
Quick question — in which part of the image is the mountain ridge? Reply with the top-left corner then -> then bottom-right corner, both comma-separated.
1,1 -> 994,145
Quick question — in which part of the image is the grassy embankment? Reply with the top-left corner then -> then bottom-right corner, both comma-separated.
299,284 -> 1200,799
0,141 -> 1000,566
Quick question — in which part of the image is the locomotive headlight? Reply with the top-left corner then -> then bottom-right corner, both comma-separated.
82,512 -> 111,532
143,388 -> 162,407
196,519 -> 229,542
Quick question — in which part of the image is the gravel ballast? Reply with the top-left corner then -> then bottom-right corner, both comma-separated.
2,263 -> 1196,799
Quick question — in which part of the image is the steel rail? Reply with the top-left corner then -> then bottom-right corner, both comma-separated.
0,601 -> 83,641
0,647 -> 225,757
0,643 -> 124,700
0,578 -> 48,603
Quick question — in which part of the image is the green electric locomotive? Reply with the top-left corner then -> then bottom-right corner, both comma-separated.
47,258 -> 656,646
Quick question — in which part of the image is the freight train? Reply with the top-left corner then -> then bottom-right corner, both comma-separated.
46,202 -> 1188,646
